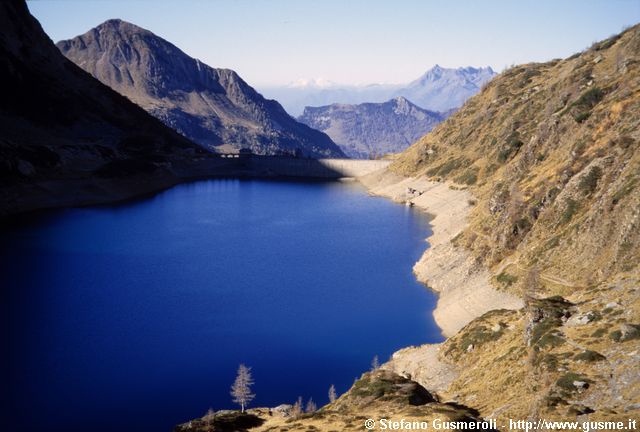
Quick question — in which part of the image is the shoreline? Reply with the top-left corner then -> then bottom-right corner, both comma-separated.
358,168 -> 523,392
2,164 -> 522,395
0,157 -> 389,219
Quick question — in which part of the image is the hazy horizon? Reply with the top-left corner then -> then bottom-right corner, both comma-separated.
27,0 -> 640,87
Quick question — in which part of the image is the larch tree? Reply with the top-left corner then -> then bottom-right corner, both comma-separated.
371,355 -> 380,371
291,396 -> 303,418
328,384 -> 337,403
305,397 -> 317,413
230,363 -> 255,412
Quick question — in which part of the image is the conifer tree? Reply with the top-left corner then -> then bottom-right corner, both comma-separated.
328,384 -> 337,403
230,364 -> 255,412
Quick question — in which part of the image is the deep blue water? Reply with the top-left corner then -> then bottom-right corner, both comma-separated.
1,179 -> 441,432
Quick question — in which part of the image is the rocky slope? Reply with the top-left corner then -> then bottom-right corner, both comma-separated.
0,1 -> 213,217
57,20 -> 344,157
298,97 -> 450,158
177,369 -> 490,432
393,27 -> 640,291
260,65 -> 496,116
381,24 -> 640,425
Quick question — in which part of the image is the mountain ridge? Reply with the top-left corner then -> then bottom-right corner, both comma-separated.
57,19 -> 344,157
0,2 -> 210,216
395,65 -> 496,111
260,65 -> 496,116
298,97 -> 450,158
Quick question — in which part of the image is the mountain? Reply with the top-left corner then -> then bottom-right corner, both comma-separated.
386,24 -> 640,423
259,66 -> 496,116
298,97 -> 450,158
260,82 -> 398,117
57,20 -> 344,158
0,1 -> 208,216
394,65 -> 496,111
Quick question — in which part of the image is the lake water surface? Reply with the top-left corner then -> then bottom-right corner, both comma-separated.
1,179 -> 442,432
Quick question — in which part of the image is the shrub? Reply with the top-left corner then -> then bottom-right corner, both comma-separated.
573,112 -> 591,123
546,236 -> 560,250
561,199 -> 579,224
538,332 -> 565,348
610,324 -> 640,342
574,87 -> 605,108
562,87 -> 606,121
497,272 -> 518,286
426,157 -> 469,177
497,132 -> 524,162
573,141 -> 586,156
514,217 -> 532,234
609,330 -> 623,342
592,35 -> 621,51
612,177 -> 638,205
455,169 -> 478,185
556,373 -> 591,391
575,350 -> 606,362
529,297 -> 573,346
579,166 -> 603,194
458,325 -> 504,352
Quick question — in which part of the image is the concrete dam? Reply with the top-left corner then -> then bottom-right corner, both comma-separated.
185,156 -> 392,179
249,157 -> 391,178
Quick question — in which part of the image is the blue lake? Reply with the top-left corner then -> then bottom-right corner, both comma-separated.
1,179 -> 442,432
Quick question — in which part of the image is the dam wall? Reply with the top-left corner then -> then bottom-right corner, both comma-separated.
182,156 -> 391,179
248,157 -> 391,178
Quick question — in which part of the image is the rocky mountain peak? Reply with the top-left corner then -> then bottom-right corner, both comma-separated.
395,65 -> 496,111
389,96 -> 415,115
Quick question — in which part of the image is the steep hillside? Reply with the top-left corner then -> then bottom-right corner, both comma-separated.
298,97 -> 449,158
379,24 -> 640,424
394,26 -> 640,290
0,1 -> 208,216
57,20 -> 344,157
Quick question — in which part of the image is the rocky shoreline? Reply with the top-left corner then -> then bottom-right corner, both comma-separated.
359,168 -> 523,391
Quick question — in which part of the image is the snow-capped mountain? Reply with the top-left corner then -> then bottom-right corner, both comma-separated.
260,65 -> 496,116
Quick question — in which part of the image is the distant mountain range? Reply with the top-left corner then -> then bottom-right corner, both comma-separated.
260,65 -> 496,116
393,65 -> 496,111
57,20 -> 344,157
298,97 -> 451,158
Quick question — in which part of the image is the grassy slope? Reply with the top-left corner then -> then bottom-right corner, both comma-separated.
387,25 -> 640,423
393,26 -> 640,292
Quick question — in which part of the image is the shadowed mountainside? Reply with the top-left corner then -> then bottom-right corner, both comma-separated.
0,1 -> 213,216
57,20 -> 344,157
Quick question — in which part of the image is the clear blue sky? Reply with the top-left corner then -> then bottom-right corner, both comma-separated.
27,0 -> 640,87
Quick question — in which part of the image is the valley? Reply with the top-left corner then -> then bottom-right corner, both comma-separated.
1,1 -> 638,432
